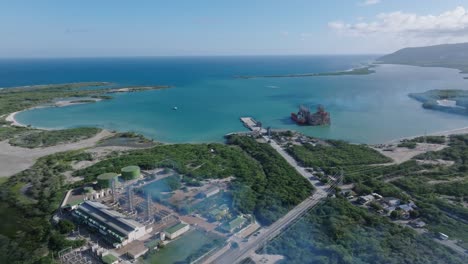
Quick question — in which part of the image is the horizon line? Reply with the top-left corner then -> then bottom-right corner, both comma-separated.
0,53 -> 384,59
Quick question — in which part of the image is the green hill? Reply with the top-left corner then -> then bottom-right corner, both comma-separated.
378,42 -> 468,73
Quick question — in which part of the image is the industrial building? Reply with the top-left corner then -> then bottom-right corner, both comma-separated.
61,187 -> 113,210
72,201 -> 149,247
222,216 -> 246,233
164,222 -> 190,240
203,187 -> 220,198
124,241 -> 149,260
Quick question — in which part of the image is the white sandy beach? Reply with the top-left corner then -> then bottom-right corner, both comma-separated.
385,126 -> 468,145
5,110 -> 27,127
54,98 -> 101,107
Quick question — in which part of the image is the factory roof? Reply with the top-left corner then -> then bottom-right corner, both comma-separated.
224,216 -> 246,231
77,201 -> 143,236
165,222 -> 188,234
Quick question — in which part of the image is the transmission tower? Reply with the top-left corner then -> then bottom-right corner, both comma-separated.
146,193 -> 152,221
128,186 -> 134,212
111,178 -> 117,203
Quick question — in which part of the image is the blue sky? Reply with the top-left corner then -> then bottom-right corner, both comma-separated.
1,0 -> 468,57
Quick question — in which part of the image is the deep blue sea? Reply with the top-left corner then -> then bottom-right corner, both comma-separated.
2,56 -> 468,143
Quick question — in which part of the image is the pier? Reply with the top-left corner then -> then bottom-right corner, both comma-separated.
240,117 -> 267,133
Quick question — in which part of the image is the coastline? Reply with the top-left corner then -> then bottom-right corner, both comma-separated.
384,126 -> 468,145
5,98 -> 103,129
6,109 -> 31,128
8,99 -> 468,144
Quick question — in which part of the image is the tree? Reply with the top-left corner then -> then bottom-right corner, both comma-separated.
409,210 -> 420,218
48,233 -> 67,252
390,210 -> 401,219
158,241 -> 165,248
57,219 -> 75,234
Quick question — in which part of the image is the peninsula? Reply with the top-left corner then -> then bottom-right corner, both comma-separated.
235,66 -> 375,79
378,42 -> 468,74
0,82 -> 172,126
409,90 -> 468,115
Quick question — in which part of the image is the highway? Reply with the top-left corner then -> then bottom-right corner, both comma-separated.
206,137 -> 333,264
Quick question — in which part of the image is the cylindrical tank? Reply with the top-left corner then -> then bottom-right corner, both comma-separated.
97,172 -> 119,188
121,165 -> 140,180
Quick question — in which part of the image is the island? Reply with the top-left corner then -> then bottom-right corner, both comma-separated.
235,66 -> 376,79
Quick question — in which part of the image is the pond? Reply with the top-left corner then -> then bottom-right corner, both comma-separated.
143,229 -> 224,264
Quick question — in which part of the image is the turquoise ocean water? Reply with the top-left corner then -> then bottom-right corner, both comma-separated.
2,56 -> 468,144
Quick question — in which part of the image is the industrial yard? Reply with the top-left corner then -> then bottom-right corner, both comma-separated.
58,163 -> 252,264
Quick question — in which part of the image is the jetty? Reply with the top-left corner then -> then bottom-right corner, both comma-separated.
240,117 -> 267,134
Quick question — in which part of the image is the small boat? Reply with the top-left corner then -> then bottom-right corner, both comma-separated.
173,106 -> 178,110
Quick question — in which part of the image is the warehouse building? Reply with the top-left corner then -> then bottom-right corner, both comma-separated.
222,216 -> 246,233
72,201 -> 148,247
203,187 -> 220,198
164,222 -> 190,240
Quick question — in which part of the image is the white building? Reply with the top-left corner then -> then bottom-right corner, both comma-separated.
203,187 -> 220,198
164,222 -> 190,240
73,201 -> 148,247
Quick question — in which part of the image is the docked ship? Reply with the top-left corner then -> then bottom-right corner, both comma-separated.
291,105 -> 331,126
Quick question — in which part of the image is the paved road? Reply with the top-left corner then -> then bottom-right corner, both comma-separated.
207,137 -> 332,264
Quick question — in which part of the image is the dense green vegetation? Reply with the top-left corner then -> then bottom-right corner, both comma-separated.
0,82 -> 109,116
267,198 -> 465,264
417,134 -> 468,164
280,132 -> 468,259
75,143 -> 262,181
0,126 -> 30,141
286,139 -> 391,168
8,127 -> 101,148
0,150 -> 93,263
397,141 -> 417,149
408,135 -> 446,144
238,66 -> 375,79
227,135 -> 313,225
1,126 -> 101,148
386,135 -> 468,243
96,132 -> 156,148
0,82 -> 171,118
378,42 -> 468,73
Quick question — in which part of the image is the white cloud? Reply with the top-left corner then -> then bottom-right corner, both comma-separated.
359,0 -> 381,6
328,6 -> 468,47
